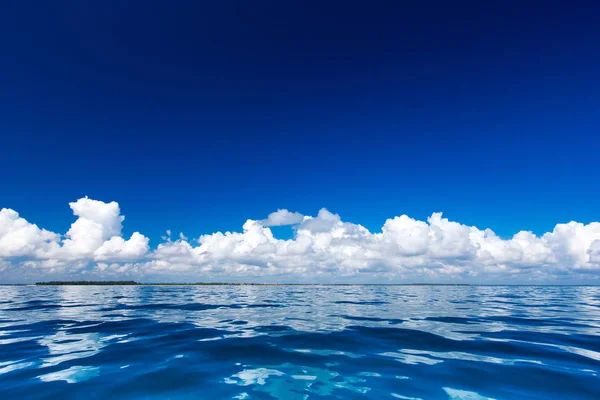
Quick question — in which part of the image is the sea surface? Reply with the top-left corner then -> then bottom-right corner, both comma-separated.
0,285 -> 599,399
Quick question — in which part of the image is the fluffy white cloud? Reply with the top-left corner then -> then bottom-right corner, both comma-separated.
1,197 -> 600,283
94,233 -> 150,262
588,240 -> 600,264
0,209 -> 60,258
61,197 -> 124,257
259,209 -> 305,227
0,197 -> 149,266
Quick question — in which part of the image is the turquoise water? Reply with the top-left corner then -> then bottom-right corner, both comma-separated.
0,285 -> 599,399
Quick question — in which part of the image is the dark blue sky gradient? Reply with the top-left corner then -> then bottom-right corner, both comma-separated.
1,1 -> 599,242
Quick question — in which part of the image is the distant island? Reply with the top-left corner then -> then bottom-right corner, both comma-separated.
34,281 -> 318,286
33,281 -> 476,286
34,281 -> 287,286
36,281 -> 139,285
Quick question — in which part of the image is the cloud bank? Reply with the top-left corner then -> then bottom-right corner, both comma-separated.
1,197 -> 600,283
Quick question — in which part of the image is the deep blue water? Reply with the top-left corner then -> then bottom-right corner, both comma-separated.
0,286 -> 599,399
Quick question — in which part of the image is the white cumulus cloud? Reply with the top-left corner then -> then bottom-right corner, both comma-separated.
259,209 -> 305,227
0,208 -> 60,258
1,197 -> 600,283
0,197 -> 149,268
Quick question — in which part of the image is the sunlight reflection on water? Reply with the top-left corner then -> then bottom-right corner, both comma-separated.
0,285 -> 599,399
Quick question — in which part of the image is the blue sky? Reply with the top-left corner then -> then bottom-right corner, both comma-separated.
1,1 -> 600,283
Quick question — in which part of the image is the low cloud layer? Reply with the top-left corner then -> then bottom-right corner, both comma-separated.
1,197 -> 600,283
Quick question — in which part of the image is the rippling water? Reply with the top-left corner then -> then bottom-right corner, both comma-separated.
1,285 -> 599,399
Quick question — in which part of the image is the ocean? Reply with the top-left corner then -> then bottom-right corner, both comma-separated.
0,285 -> 599,399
